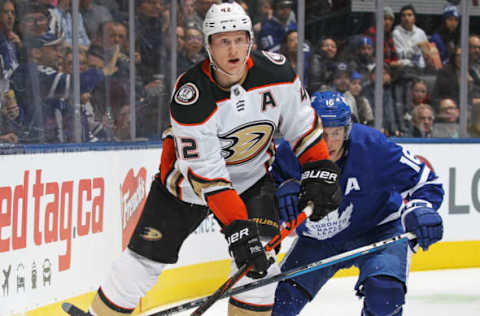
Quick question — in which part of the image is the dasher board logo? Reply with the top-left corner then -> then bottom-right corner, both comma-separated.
175,83 -> 199,105
121,168 -> 147,250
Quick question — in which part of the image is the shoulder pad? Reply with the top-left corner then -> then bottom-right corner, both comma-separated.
170,65 -> 218,125
244,51 -> 297,89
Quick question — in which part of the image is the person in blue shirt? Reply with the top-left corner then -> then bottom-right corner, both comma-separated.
258,0 -> 297,53
271,91 -> 444,316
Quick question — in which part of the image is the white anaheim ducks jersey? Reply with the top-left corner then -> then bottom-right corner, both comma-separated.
165,50 -> 324,205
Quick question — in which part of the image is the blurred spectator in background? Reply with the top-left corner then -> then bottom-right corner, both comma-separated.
345,71 -> 374,126
364,63 -> 402,136
393,4 -> 429,70
135,0 -> 165,85
195,0 -> 217,20
79,0 -> 113,41
0,89 -> 21,143
408,103 -> 435,137
468,35 -> 480,96
309,37 -> 341,93
183,24 -> 206,68
364,6 -> 399,66
402,78 -> 431,131
259,0 -> 296,52
0,0 -> 19,94
432,46 -> 480,111
331,62 -> 359,121
348,36 -> 376,79
17,2 -> 50,40
252,0 -> 272,36
432,97 -> 460,138
178,0 -> 202,30
468,101 -> 480,137
113,103 -> 130,141
280,29 -> 311,88
95,0 -> 120,20
11,32 -> 118,142
430,4 -> 460,65
51,0 -> 91,48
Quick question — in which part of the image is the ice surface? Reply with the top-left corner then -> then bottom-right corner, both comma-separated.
144,268 -> 480,316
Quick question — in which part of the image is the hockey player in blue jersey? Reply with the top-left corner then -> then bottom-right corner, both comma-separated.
271,91 -> 444,316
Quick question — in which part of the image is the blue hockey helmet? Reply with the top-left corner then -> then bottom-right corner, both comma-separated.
311,91 -> 352,137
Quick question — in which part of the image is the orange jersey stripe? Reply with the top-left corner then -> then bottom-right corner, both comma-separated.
207,189 -> 248,226
160,137 -> 176,184
298,136 -> 329,166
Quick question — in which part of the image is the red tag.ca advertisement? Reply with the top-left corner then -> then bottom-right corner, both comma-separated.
120,168 -> 147,250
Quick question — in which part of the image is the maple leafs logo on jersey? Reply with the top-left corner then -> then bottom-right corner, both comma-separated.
175,82 -> 199,105
219,121 -> 275,165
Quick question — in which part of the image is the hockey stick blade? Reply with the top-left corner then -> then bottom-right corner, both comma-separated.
147,231 -> 415,316
149,203 -> 313,316
62,302 -> 91,316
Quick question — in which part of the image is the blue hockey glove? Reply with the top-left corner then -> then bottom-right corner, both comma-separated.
403,201 -> 443,251
275,179 -> 300,224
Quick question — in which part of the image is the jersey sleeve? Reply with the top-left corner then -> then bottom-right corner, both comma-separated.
278,76 -> 329,165
170,79 -> 248,226
374,139 -> 444,211
271,140 -> 301,186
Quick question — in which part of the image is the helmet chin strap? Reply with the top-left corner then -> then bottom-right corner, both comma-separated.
207,40 -> 253,79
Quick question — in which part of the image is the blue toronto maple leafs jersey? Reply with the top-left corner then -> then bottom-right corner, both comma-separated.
272,123 -> 444,241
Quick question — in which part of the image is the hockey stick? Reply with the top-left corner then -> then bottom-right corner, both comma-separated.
149,202 -> 314,316
147,231 -> 416,316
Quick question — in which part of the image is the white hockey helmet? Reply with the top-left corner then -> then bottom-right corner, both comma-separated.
203,1 -> 253,47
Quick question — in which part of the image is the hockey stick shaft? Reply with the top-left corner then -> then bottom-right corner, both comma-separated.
224,232 -> 416,297
189,202 -> 313,316
149,203 -> 313,316
146,231 -> 415,316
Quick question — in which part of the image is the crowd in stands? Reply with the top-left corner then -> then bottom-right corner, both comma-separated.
0,0 -> 479,145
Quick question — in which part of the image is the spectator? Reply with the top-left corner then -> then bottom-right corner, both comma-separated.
135,0 -> 165,84
113,103 -> 130,141
0,0 -> 19,94
331,62 -> 359,121
432,46 -> 480,110
364,63 -> 402,136
259,0 -> 296,52
195,0 -> 217,21
183,24 -> 206,68
408,103 -> 435,137
432,97 -> 460,138
346,71 -> 374,126
403,78 -> 431,131
11,32 -> 118,142
309,37 -> 341,93
0,89 -> 22,143
468,35 -> 480,91
348,35 -> 375,79
178,0 -> 202,30
430,4 -> 460,65
51,0 -> 91,48
280,29 -> 311,88
364,6 -> 399,66
252,0 -> 273,35
79,0 -> 113,41
393,4 -> 429,70
468,101 -> 480,137
17,2 -> 50,40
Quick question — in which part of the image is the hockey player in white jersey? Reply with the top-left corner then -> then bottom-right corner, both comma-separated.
63,2 -> 341,316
